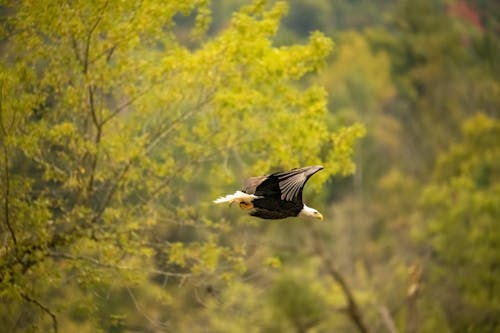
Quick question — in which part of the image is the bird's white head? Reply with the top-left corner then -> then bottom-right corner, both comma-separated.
298,204 -> 324,221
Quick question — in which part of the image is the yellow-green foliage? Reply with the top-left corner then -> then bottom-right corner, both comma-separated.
2,0 -> 498,332
0,1 -> 362,332
417,114 -> 500,331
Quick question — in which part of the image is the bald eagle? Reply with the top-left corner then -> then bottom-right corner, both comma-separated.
214,165 -> 324,220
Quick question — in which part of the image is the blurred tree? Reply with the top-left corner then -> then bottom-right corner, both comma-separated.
361,2 -> 499,331
269,275 -> 326,333
318,1 -> 500,332
318,30 -> 397,199
278,0 -> 395,40
0,0 -> 363,332
368,0 -> 499,173
417,113 -> 500,332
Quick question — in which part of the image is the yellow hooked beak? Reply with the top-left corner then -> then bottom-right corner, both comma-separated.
317,212 -> 324,221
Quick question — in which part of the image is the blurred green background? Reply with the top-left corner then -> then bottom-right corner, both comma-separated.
0,0 -> 498,332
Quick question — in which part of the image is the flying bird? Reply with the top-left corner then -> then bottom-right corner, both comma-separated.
214,165 -> 324,220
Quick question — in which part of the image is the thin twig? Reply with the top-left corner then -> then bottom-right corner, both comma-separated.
101,88 -> 150,126
2,145 -> 17,247
139,153 -> 216,207
82,0 -> 109,196
47,251 -> 191,278
88,85 -> 100,129
379,305 -> 399,333
83,0 -> 109,74
126,286 -> 171,330
20,292 -> 58,333
0,80 -> 6,136
86,84 -> 102,196
95,89 -> 215,223
145,88 -> 216,156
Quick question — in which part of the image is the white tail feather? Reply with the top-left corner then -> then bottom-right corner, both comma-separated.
213,191 -> 259,204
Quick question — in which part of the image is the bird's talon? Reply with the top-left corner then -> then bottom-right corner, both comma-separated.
239,202 -> 253,210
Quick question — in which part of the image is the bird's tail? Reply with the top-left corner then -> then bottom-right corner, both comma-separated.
213,191 -> 259,205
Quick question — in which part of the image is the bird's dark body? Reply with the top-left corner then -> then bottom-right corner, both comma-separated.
241,166 -> 323,220
250,197 -> 302,219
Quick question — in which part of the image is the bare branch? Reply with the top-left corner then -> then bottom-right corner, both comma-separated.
20,292 -> 58,333
88,44 -> 116,66
101,88 -> 150,126
88,85 -> 100,129
145,88 -> 216,156
138,153 -> 216,209
2,146 -> 17,247
31,155 -> 66,178
47,251 -> 191,278
90,0 -> 143,65
379,306 -> 399,333
0,80 -> 6,136
0,80 -> 19,136
86,84 -> 102,196
94,88 -> 216,222
126,286 -> 171,330
83,0 -> 109,197
83,0 -> 109,74
308,226 -> 372,333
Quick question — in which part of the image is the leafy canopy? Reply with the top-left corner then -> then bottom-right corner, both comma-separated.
0,0 -> 363,331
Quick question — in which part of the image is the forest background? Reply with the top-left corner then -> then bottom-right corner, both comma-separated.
0,0 -> 498,332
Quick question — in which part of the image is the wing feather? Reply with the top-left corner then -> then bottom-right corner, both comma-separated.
275,165 -> 323,202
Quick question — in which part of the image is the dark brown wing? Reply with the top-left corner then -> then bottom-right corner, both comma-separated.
241,166 -> 323,219
245,165 -> 323,203
273,165 -> 323,202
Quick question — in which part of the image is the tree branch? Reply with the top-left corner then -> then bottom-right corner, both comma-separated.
47,251 -> 191,278
94,88 -> 216,223
101,88 -> 150,126
0,80 -> 6,136
86,84 -> 102,197
308,226 -> 372,333
379,305 -> 399,333
144,88 -> 216,156
2,145 -> 17,247
20,292 -> 58,333
83,0 -> 109,74
126,286 -> 171,330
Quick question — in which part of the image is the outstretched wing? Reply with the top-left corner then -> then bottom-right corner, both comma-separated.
249,165 -> 323,203
242,176 -> 267,195
274,165 -> 323,202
